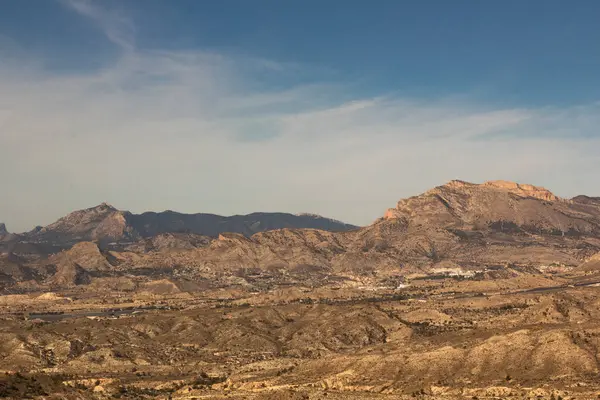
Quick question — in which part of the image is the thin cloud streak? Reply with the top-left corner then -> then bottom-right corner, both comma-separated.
61,0 -> 135,51
1,47 -> 599,233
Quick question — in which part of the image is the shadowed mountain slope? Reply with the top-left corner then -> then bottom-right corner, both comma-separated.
19,204 -> 358,247
126,210 -> 358,238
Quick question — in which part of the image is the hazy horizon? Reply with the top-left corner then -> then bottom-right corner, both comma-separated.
3,178 -> 598,234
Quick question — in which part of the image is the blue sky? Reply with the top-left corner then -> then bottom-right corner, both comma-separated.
3,0 -> 600,103
1,0 -> 599,231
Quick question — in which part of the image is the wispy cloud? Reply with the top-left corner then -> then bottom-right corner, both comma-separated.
0,4 -> 599,232
60,0 -> 135,51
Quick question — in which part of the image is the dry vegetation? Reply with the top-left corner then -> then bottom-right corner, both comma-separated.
2,272 -> 600,399
2,180 -> 600,398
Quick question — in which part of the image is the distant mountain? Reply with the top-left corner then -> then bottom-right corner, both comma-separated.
0,223 -> 7,235
127,210 -> 357,238
20,204 -> 359,248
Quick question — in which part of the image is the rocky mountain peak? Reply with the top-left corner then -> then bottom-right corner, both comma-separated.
96,202 -> 117,211
0,223 -> 7,235
435,179 -> 560,201
44,203 -> 119,228
382,179 -> 599,235
32,202 -> 134,243
482,180 -> 560,201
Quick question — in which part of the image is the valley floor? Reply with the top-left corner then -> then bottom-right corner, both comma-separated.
2,272 -> 600,399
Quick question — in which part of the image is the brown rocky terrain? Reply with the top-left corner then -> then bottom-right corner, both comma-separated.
1,180 -> 600,399
3,179 -> 600,290
579,252 -> 600,272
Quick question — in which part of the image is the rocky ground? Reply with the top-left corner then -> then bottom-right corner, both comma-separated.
2,180 -> 600,398
2,268 -> 600,399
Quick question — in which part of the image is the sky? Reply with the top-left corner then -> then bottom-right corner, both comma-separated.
1,0 -> 599,232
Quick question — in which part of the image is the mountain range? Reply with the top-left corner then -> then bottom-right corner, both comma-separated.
0,204 -> 357,253
1,179 -> 600,291
3,179 -> 600,398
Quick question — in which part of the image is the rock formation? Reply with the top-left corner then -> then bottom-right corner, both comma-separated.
482,180 -> 561,201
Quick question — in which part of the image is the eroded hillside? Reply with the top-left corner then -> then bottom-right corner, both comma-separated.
2,180 -> 600,399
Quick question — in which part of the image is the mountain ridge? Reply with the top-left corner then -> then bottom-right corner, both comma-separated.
11,205 -> 358,251
2,179 -> 600,289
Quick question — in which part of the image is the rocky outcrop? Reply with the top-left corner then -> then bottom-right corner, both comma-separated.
438,179 -> 561,202
48,242 -> 112,272
0,223 -> 7,235
30,203 -> 137,244
43,242 -> 112,287
482,180 -> 561,202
